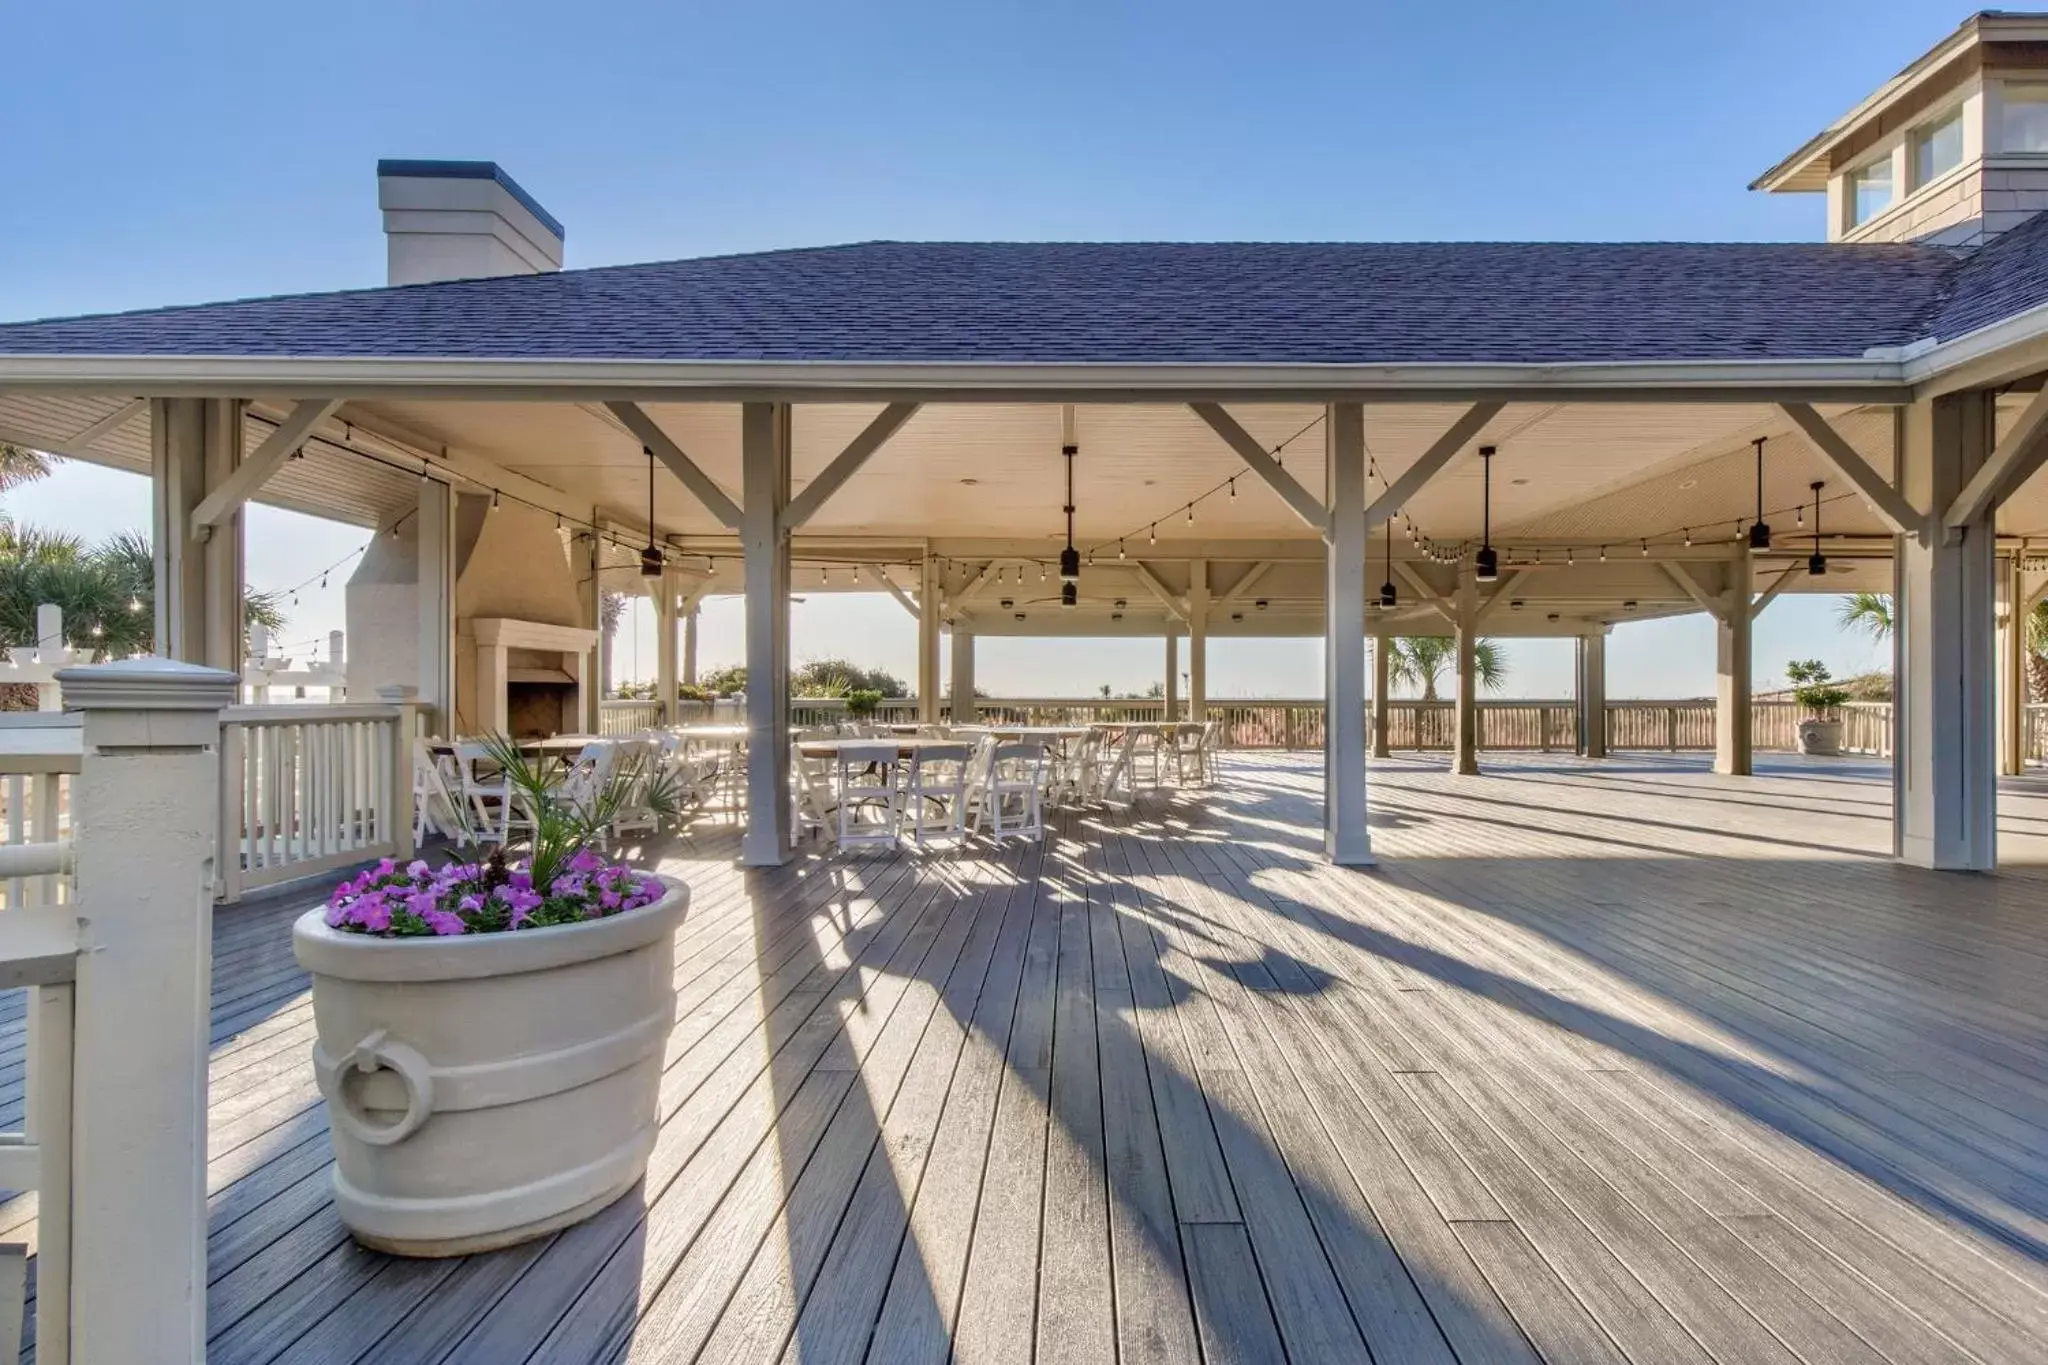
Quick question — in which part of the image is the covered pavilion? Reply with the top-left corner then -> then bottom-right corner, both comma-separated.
4,13 -> 2048,1363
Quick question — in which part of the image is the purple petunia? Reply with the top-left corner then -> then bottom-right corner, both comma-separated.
325,850 -> 665,939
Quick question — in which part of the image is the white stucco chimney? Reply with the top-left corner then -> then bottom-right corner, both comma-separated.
377,160 -> 564,286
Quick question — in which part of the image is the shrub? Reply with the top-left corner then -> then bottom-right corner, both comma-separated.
1786,659 -> 1851,713
846,688 -> 884,718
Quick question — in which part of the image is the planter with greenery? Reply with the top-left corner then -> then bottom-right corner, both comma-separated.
291,737 -> 688,1256
1787,659 -> 1851,757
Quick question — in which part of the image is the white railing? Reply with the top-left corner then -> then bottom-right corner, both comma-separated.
0,712 -> 80,1363
0,713 -> 80,910
218,703 -> 409,901
598,698 -> 663,735
2030,703 -> 2048,765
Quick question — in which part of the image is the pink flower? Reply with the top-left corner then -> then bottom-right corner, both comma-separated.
351,898 -> 393,933
421,908 -> 467,936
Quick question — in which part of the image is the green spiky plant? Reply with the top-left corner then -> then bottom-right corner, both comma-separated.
477,734 -> 682,889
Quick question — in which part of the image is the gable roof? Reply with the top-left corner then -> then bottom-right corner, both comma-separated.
0,237 -> 2020,370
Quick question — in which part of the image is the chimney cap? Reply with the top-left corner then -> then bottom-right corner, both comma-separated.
376,159 -> 564,240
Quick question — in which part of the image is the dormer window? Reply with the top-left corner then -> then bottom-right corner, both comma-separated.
1846,158 -> 1893,226
1912,108 -> 1964,185
2001,84 -> 2048,152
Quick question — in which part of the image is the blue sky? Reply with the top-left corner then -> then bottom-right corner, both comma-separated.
1,0 -> 1943,695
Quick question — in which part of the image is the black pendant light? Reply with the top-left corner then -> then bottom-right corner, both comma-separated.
1474,445 -> 1500,582
1748,437 -> 1772,550
1058,440 -> 1081,585
639,447 -> 663,577
1378,522 -> 1398,608
1806,480 -> 1827,575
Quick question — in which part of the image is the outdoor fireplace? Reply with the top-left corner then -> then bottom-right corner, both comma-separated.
469,618 -> 597,738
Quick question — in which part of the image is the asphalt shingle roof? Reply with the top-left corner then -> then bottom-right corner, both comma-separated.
0,236 -> 2032,367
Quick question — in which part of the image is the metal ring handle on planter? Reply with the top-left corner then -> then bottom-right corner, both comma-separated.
324,1028 -> 435,1147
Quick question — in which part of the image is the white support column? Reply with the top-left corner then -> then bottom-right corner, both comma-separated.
1999,554 -> 2026,776
1324,402 -> 1373,864
918,554 -> 941,724
683,605 -> 699,687
58,657 -> 239,1365
1188,559 -> 1209,723
1370,634 -> 1392,759
741,403 -> 793,866
151,398 -> 245,670
655,571 -> 679,726
1163,634 -> 1179,720
1453,565 -> 1479,776
950,626 -> 976,724
1582,630 -> 1609,759
1715,548 -> 1754,777
417,477 -> 455,733
1897,392 -> 1998,870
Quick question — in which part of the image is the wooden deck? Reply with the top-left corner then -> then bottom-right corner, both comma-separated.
13,750 -> 2048,1363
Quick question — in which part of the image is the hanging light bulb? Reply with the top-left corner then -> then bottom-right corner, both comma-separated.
1118,540 -> 1127,560
1229,478 -> 1237,499
89,623 -> 103,639
1640,540 -> 1649,558
1748,438 -> 1772,551
1040,563 -> 1048,583
491,487 -> 502,511
1796,502 -> 1805,528
1807,480 -> 1828,575
1061,581 -> 1077,609
1599,545 -> 1608,562
851,564 -> 860,585
127,596 -> 142,614
1185,504 -> 1195,526
1149,524 -> 1157,546
1565,546 -> 1575,566
1474,445 -> 1499,581
1683,528 -> 1693,547
821,565 -> 830,586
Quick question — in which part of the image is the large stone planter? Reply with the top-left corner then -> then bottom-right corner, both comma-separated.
1797,717 -> 1844,757
291,876 -> 688,1256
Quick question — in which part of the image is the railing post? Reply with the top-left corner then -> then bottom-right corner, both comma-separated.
1666,705 -> 1679,752
56,657 -> 237,1365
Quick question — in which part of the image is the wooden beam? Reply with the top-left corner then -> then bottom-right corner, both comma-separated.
1363,402 -> 1505,529
1472,566 -> 1538,627
1391,562 -> 1456,624
1131,562 -> 1190,623
1750,563 -> 1802,619
604,401 -> 744,531
786,402 -> 920,528
1778,403 -> 1922,536
1946,384 -> 2048,529
1215,561 -> 1275,609
872,566 -> 921,620
1188,402 -> 1330,538
1661,561 -> 1725,619
189,398 -> 340,537
66,397 -> 147,451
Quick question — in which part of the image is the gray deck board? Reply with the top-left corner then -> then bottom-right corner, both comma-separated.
11,751 -> 2048,1364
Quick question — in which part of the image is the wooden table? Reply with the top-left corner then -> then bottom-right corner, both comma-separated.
796,736 -> 966,760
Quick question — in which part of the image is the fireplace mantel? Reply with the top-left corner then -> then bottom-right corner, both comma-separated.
469,618 -> 598,736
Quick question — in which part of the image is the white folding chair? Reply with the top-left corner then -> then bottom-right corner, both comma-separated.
1171,723 -> 1208,785
1128,727 -> 1166,789
791,742 -> 838,841
834,742 -> 903,849
412,740 -> 473,844
453,740 -> 525,843
1054,729 -> 1104,807
604,739 -> 662,842
900,743 -> 973,847
986,742 -> 1049,843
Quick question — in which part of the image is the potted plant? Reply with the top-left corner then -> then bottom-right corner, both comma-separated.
1787,659 -> 1851,756
291,736 -> 687,1256
845,687 -> 884,721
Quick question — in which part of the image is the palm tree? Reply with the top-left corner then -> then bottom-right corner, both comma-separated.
1382,636 -> 1508,701
1837,591 -> 1894,641
0,526 -> 284,658
0,444 -> 55,495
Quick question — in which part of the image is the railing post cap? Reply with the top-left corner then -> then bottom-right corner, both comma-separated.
57,656 -> 240,711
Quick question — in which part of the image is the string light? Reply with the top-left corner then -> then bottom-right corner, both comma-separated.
1149,524 -> 1157,546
